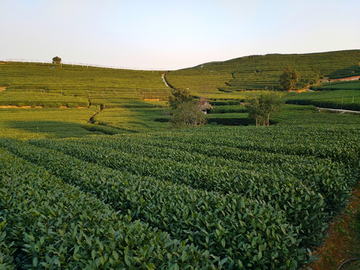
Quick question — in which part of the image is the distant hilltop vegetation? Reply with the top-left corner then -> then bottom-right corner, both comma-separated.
165,50 -> 360,95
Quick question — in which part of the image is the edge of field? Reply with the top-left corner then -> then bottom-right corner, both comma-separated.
308,184 -> 360,270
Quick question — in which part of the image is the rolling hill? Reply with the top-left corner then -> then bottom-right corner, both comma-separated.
0,52 -> 360,269
165,50 -> 360,97
0,49 -> 359,137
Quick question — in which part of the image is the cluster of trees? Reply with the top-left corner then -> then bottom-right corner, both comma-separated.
167,66 -> 295,128
168,88 -> 212,127
168,88 -> 283,127
279,65 -> 300,91
245,92 -> 283,126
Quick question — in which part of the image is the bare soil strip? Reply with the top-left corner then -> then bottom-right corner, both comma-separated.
162,73 -> 171,88
0,105 -> 31,108
308,185 -> 360,270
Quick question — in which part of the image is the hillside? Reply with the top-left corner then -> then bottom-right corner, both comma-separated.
1,50 -> 360,137
0,62 -> 170,108
1,50 -> 359,106
166,50 -> 360,96
1,54 -> 360,269
285,81 -> 360,111
0,62 -> 174,136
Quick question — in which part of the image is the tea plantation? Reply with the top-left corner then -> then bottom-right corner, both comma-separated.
1,51 -> 360,269
166,50 -> 360,96
1,125 -> 359,269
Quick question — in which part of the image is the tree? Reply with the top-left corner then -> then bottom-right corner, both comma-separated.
52,56 -> 62,64
171,100 -> 208,128
168,88 -> 192,109
245,92 -> 283,126
168,88 -> 210,127
279,65 -> 299,91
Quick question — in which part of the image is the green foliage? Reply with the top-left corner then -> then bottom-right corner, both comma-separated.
0,92 -> 89,107
209,105 -> 247,114
52,56 -> 62,64
91,107 -> 170,133
1,55 -> 358,140
246,92 -> 283,126
0,107 -> 99,139
285,89 -> 360,111
327,65 -> 360,79
166,50 -> 360,93
311,81 -> 360,91
171,101 -> 207,128
1,55 -> 360,269
0,62 -> 170,108
0,124 -> 359,269
207,113 -> 253,126
0,150 -> 219,269
279,66 -> 300,91
168,88 -> 192,109
28,135 -> 337,248
0,138 -> 308,269
0,220 -> 15,269
287,99 -> 360,111
168,88 -> 209,128
0,147 -> 220,269
272,105 -> 360,126
210,100 -> 242,106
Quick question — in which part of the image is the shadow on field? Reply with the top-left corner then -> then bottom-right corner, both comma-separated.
4,121 -> 96,138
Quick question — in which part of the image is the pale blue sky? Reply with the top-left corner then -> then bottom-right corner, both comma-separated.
1,0 -> 359,70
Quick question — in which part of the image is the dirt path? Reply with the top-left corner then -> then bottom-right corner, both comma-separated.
308,185 -> 360,270
161,73 -> 171,88
330,75 -> 360,82
317,107 -> 360,114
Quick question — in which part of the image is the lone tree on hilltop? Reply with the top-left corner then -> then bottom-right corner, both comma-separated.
52,56 -> 62,64
279,65 -> 299,91
245,92 -> 283,126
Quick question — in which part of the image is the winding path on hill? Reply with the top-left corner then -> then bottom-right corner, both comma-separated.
161,73 -> 171,88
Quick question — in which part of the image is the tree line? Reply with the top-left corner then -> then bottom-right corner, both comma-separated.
167,65 -> 298,127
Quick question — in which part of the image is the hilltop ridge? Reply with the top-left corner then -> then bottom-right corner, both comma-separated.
166,50 -> 360,95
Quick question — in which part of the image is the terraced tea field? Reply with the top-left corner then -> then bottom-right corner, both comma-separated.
0,62 -> 170,108
1,125 -> 359,269
166,50 -> 360,95
1,51 -> 360,139
285,81 -> 360,111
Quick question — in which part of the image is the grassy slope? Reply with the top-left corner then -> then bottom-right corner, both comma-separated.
0,62 -> 170,104
312,80 -> 360,91
0,62 -> 171,137
92,107 -> 170,133
208,105 -> 360,127
166,50 -> 360,96
0,51 -> 359,138
0,107 -> 99,139
284,81 -> 360,110
286,90 -> 360,103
